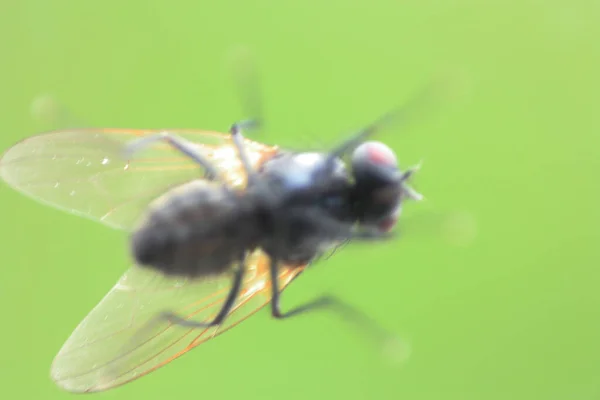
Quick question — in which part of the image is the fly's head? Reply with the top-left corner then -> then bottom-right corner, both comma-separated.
350,141 -> 423,233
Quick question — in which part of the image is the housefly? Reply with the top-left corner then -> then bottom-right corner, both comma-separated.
0,83 -> 428,393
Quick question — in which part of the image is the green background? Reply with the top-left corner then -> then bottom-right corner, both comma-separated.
1,0 -> 599,399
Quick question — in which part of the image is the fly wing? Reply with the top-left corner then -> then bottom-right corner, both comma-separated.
51,249 -> 303,393
0,128 -> 277,230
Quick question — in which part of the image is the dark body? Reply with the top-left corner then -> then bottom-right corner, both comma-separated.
124,112 -> 420,329
131,150 -> 358,278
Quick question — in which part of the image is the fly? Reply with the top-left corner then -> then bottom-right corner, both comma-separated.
0,69 -> 432,393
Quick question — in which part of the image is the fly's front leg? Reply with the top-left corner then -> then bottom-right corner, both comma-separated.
123,132 -> 221,181
268,257 -> 390,344
268,256 -> 287,319
268,255 -> 361,321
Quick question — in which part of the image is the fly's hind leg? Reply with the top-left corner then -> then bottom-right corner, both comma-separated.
159,265 -> 245,328
123,132 -> 222,181
117,262 -> 245,367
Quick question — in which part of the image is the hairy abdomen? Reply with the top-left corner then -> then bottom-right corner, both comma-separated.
130,180 -> 258,278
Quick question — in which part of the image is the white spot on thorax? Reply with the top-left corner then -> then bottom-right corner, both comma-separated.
282,152 -> 325,190
294,152 -> 322,167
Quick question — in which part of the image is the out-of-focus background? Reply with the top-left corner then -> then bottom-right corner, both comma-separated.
1,0 -> 599,399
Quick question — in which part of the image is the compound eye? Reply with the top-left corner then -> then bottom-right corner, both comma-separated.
376,204 -> 402,232
352,141 -> 398,171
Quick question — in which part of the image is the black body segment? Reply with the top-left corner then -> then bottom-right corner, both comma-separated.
131,180 -> 258,278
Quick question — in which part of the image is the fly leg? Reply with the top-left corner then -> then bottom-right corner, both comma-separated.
229,119 -> 260,183
228,47 -> 264,183
268,257 -> 390,343
113,263 -> 246,376
158,265 -> 245,328
123,132 -> 222,181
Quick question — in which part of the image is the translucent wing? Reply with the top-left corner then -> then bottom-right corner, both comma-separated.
51,249 -> 304,393
0,128 -> 278,230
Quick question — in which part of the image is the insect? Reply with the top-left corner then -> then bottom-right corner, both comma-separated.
0,84 -> 426,393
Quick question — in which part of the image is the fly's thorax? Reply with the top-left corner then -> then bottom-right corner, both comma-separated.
259,151 -> 353,219
260,151 -> 348,192
247,152 -> 355,266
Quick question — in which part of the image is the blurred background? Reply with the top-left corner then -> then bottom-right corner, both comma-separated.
1,0 -> 599,399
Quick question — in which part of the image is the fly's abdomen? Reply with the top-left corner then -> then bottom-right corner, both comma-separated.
130,180 -> 257,278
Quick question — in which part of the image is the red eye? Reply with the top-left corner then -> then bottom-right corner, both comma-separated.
378,217 -> 397,232
377,205 -> 402,232
353,141 -> 398,168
